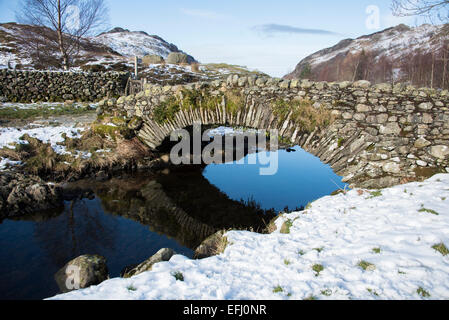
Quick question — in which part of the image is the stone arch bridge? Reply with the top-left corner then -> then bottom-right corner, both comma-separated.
101,75 -> 449,188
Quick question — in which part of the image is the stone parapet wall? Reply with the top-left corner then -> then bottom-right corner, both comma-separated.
101,74 -> 449,188
0,70 -> 129,102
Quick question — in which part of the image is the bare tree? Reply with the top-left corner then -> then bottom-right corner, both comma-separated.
16,0 -> 109,70
392,0 -> 449,23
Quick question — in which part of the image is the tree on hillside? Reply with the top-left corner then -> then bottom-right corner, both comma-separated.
392,0 -> 449,23
299,63 -> 312,79
353,49 -> 371,81
16,0 -> 109,70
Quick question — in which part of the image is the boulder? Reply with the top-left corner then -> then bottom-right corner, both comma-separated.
142,54 -> 164,65
121,248 -> 175,278
194,230 -> 228,259
166,52 -> 189,64
54,255 -> 109,293
353,80 -> 371,88
0,171 -> 63,219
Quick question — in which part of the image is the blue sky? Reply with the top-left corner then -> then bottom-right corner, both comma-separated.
0,0 -> 418,76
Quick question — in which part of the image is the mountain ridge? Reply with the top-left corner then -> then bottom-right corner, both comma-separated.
284,23 -> 449,89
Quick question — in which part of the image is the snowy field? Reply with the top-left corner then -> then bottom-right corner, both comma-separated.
50,174 -> 449,300
0,125 -> 87,169
0,126 -> 84,153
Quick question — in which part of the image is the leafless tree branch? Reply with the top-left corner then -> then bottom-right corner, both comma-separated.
392,0 -> 449,23
16,0 -> 109,70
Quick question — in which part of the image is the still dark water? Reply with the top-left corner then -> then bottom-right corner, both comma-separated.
0,146 -> 346,300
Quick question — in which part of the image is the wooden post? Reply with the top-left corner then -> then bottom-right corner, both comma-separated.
134,56 -> 138,79
437,43 -> 449,89
430,52 -> 435,89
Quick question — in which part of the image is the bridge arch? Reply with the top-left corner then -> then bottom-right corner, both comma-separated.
100,75 -> 449,188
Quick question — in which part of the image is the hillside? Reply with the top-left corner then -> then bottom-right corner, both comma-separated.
0,23 -> 195,71
285,24 -> 449,89
0,22 -> 122,70
92,27 -> 195,62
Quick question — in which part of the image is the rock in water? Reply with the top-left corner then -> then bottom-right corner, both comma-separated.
54,255 -> 109,293
0,171 -> 63,219
121,248 -> 175,278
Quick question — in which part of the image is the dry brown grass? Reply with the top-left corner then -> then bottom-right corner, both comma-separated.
190,63 -> 201,73
0,147 -> 22,161
116,137 -> 152,160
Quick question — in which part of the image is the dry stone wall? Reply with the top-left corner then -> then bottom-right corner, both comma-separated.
0,70 -> 129,102
101,75 -> 449,189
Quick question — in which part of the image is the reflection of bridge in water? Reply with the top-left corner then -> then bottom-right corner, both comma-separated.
64,166 -> 276,249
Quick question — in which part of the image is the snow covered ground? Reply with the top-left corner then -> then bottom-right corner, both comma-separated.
0,125 -> 87,169
0,126 -> 84,153
49,174 -> 449,300
0,157 -> 21,170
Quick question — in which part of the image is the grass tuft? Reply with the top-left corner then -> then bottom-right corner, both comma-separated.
419,208 -> 439,215
271,98 -> 333,132
432,242 -> 449,256
127,285 -> 137,291
224,89 -> 245,115
172,271 -> 184,281
153,96 -> 180,124
358,260 -> 376,271
367,288 -> 379,296
273,285 -> 283,293
280,219 -> 293,234
368,190 -> 382,199
312,264 -> 324,276
321,289 -> 332,296
417,287 -> 430,298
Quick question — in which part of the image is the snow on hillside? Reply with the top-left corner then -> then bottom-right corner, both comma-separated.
309,24 -> 442,67
0,25 -> 33,69
49,174 -> 449,300
91,29 -> 180,58
0,23 -> 196,73
285,23 -> 449,84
